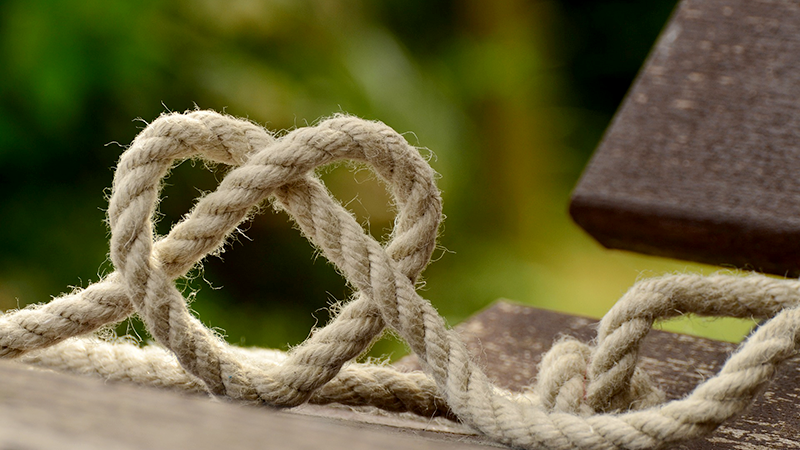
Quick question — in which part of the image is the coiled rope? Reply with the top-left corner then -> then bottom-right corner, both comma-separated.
3,110 -> 799,449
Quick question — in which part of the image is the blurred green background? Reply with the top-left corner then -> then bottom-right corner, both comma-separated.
0,0 -> 756,357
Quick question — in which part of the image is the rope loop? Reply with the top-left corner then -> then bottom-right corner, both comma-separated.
2,110 -> 800,450
107,111 -> 443,405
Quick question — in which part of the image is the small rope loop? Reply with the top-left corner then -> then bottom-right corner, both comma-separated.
534,337 -> 593,415
586,274 -> 800,412
531,336 -> 665,417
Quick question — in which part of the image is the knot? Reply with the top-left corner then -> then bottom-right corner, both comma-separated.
534,337 -> 593,415
533,337 -> 664,416
107,110 -> 443,405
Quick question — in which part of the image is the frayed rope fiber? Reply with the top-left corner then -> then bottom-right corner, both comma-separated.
4,110 -> 800,449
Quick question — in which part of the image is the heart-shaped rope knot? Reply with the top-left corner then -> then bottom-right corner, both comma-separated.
108,111 -> 443,405
3,110 -> 800,450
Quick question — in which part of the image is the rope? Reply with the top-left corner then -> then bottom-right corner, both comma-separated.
4,110 -> 799,449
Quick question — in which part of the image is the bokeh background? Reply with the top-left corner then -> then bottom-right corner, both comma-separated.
0,0 -> 756,358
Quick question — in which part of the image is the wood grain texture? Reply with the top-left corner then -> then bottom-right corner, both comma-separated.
399,301 -> 800,449
570,0 -> 800,276
0,358 -> 493,449
2,301 -> 797,449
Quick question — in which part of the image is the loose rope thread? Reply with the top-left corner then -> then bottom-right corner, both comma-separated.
3,110 -> 800,449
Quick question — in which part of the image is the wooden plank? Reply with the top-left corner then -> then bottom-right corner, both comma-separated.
569,0 -> 800,276
3,301 -> 797,448
399,301 -> 800,449
0,359 -> 494,449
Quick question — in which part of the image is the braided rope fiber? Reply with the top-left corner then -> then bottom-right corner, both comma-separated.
4,110 -> 800,449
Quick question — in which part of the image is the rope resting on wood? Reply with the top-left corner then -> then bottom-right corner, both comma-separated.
3,110 -> 800,449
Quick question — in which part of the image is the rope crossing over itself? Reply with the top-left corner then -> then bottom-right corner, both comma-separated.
3,110 -> 800,449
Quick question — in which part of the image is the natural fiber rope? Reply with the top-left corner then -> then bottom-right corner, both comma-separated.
4,110 -> 800,449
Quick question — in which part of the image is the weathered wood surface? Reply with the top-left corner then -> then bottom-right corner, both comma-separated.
0,357 -> 493,450
570,0 -> 800,276
2,301 -> 797,449
398,301 -> 800,449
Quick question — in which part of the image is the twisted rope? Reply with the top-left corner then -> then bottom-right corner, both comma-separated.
4,110 -> 800,449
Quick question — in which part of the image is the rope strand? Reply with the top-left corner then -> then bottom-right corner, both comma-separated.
3,110 -> 799,449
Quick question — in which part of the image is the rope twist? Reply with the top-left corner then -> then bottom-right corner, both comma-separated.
4,110 -> 800,449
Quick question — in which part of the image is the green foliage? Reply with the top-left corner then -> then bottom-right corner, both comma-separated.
3,0 -> 749,356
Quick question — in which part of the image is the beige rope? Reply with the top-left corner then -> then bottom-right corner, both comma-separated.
4,110 -> 799,449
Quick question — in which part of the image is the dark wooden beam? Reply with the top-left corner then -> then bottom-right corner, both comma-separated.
569,0 -> 800,276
